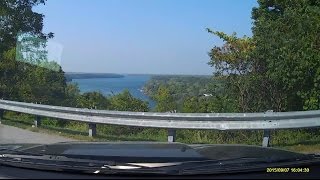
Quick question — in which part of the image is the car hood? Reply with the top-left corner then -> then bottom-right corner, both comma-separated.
0,142 -> 311,163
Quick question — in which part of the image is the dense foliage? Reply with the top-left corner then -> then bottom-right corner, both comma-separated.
206,0 -> 320,113
252,0 -> 320,111
0,0 -> 64,105
143,75 -> 235,113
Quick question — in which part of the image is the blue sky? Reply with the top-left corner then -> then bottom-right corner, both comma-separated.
34,0 -> 258,75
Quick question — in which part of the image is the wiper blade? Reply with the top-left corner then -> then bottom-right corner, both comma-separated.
0,153 -> 116,166
0,146 -> 42,156
0,145 -> 21,151
0,153 -> 181,175
0,153 -> 254,167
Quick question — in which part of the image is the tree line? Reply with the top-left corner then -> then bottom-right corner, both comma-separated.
143,75 -> 232,113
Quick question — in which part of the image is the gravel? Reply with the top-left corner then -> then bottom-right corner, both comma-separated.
0,124 -> 74,144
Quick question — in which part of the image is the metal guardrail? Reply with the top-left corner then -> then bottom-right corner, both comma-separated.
0,99 -> 320,147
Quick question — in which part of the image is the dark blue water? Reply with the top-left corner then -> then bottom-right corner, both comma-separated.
71,74 -> 156,109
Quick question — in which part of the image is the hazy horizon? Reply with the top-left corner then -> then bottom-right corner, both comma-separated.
65,71 -> 212,76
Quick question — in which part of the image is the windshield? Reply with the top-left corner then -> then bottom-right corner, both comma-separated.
0,0 -> 320,177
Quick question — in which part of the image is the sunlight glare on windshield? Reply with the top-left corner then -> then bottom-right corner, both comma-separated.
15,32 -> 63,72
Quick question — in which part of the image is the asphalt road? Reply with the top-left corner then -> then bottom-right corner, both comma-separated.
0,124 -> 74,144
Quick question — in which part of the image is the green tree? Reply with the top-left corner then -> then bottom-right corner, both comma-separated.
77,92 -> 109,110
207,29 -> 262,112
252,0 -> 320,111
17,65 -> 66,105
0,0 -> 68,105
109,90 -> 149,112
182,96 -> 199,113
63,83 -> 81,107
207,0 -> 320,113
0,49 -> 20,100
154,85 -> 177,112
0,0 -> 53,57
108,90 -> 149,136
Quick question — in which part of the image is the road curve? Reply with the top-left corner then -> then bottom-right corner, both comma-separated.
0,124 -> 74,144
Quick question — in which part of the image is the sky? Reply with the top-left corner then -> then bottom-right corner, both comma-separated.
33,0 -> 258,75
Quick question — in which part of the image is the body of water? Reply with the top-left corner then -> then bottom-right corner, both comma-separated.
71,74 -> 156,109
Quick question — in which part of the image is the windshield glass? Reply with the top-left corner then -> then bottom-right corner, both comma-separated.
0,0 -> 320,176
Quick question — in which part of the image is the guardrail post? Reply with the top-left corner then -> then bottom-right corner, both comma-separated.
262,110 -> 273,147
167,110 -> 177,142
34,116 -> 41,127
168,129 -> 176,142
88,123 -> 97,137
262,129 -> 270,147
0,109 -> 3,124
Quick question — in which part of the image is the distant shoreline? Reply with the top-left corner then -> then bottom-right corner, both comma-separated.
65,72 -> 124,82
66,72 -> 211,76
65,72 -> 211,82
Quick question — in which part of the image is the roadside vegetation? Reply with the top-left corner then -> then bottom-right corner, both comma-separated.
3,111 -> 320,154
0,0 -> 320,153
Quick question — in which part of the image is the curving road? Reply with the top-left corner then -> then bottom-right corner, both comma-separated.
0,124 -> 74,144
